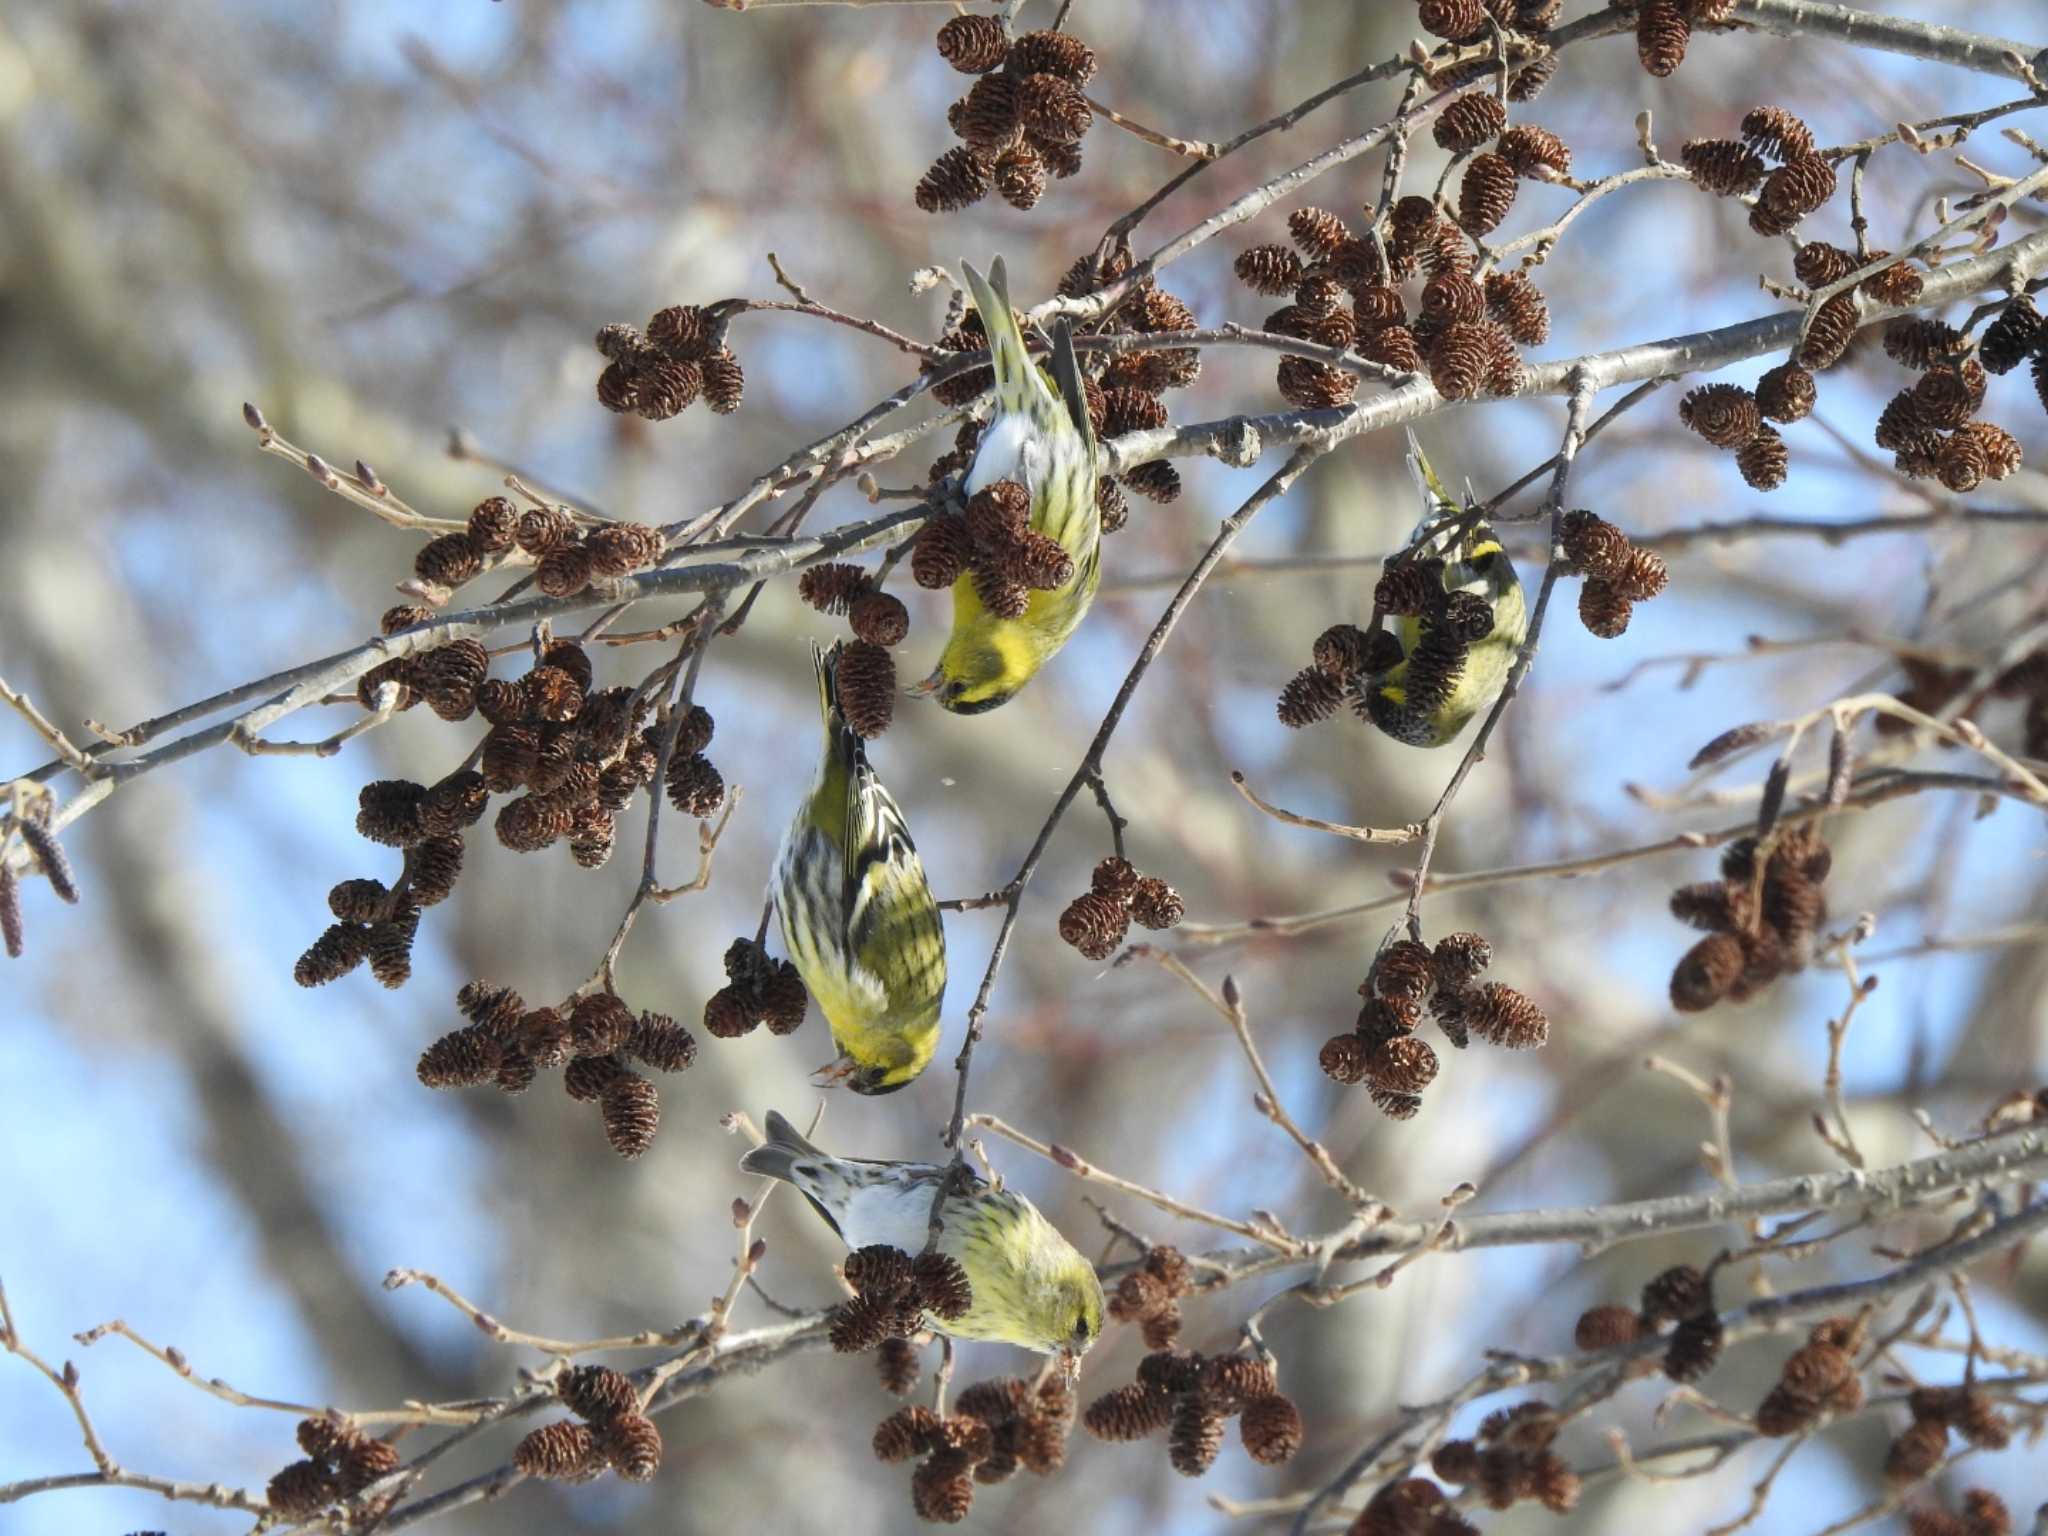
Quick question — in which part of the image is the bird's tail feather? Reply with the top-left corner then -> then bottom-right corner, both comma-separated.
962,256 -> 1042,418
737,1109 -> 824,1183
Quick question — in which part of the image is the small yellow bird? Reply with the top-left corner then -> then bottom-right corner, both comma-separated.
739,1111 -> 1106,1359
913,257 -> 1102,714
773,643 -> 946,1095
1358,434 -> 1529,747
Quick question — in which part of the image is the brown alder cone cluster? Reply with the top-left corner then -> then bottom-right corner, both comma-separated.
1886,1380 -> 2015,1486
1558,510 -> 1669,640
872,1374 -> 1075,1523
1426,1401 -> 1581,1516
797,562 -> 914,738
1906,1488 -> 2017,1536
1233,191 -> 1549,406
1751,1315 -> 1868,1435
295,637 -> 703,995
1571,1259 -> 1725,1384
514,1365 -> 663,1485
1276,621 -> 1406,729
1667,824 -> 1832,1013
265,1416 -> 403,1522
1083,1346 -> 1304,1477
827,1244 -> 975,1354
1102,1244 -> 1194,1349
1057,855 -> 1185,961
909,480 -> 1075,630
918,19 -> 1097,215
411,496 -> 667,607
593,303 -> 745,421
1319,933 -> 1549,1121
703,935 -> 810,1041
416,981 -> 698,1157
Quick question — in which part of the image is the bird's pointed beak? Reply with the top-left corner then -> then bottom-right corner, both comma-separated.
906,668 -> 943,700
1055,1347 -> 1082,1381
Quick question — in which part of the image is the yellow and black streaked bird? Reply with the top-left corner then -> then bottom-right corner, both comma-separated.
1357,433 -> 1528,748
913,256 -> 1102,714
773,642 -> 946,1095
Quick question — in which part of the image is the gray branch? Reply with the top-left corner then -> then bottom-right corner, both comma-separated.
1736,0 -> 2048,79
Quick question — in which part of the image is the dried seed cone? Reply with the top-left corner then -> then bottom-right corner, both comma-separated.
1008,30 -> 1098,85
1466,983 -> 1548,1048
1682,139 -> 1767,196
1129,877 -> 1185,931
535,543 -> 593,599
994,146 -> 1048,210
1235,245 -> 1305,296
849,590 -> 910,649
1368,1034 -> 1440,1094
1737,425 -> 1790,491
1962,1491 -> 2012,1535
913,515 -> 974,590
1509,55 -> 1558,101
1978,295 -> 2041,374
874,1404 -> 942,1462
1756,363 -> 1816,423
1240,1394 -> 1304,1465
1457,154 -> 1517,236
1318,1031 -> 1371,1085
267,1458 -> 342,1516
597,1070 -> 659,1158
1863,261 -> 1923,307
516,1420 -> 598,1480
1276,357 -> 1358,409
1577,580 -> 1632,639
1761,156 -> 1836,222
916,146 -> 994,213
1679,383 -> 1762,449
1058,890 -> 1130,960
295,922 -> 370,986
1885,1418 -> 1947,1483
1434,91 -> 1506,153
798,562 -> 874,616
1167,1400 -> 1224,1477
912,1252 -> 974,1319
1574,1304 -> 1641,1350
1484,271 -> 1549,345
1663,1312 -> 1725,1382
829,1292 -> 897,1353
834,640 -> 896,739
911,1462 -> 975,1523
1636,0 -> 1690,75
603,1413 -> 663,1482
666,753 -> 725,818
1671,930 -> 1745,1010
557,1363 -> 638,1422
1358,323 -> 1425,372
1370,1086 -> 1423,1120
1418,0 -> 1487,40
1559,510 -> 1628,582
1498,125 -> 1571,180
1613,547 -> 1669,603
1017,72 -> 1091,143
1430,933 -> 1491,991
1799,292 -> 1860,370
936,13 -> 1007,73
1081,1383 -> 1173,1443
1287,207 -> 1350,259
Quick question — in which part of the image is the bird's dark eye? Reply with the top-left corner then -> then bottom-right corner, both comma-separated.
1072,1317 -> 1093,1345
